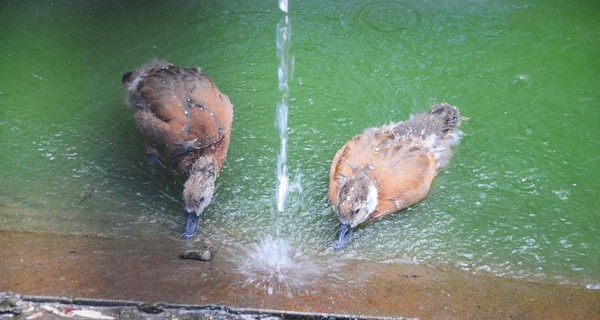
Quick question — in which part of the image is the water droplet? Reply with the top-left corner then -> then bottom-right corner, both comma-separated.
586,284 -> 600,290
278,0 -> 288,13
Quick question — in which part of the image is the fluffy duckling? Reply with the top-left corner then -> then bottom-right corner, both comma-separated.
328,103 -> 464,249
122,60 -> 233,239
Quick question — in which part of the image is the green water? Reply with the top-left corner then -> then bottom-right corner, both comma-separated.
1,0 -> 599,288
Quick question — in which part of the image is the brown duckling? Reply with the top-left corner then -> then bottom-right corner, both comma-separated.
328,103 -> 465,249
122,60 -> 233,239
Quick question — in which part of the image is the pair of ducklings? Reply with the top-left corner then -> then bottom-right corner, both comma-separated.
122,60 -> 465,249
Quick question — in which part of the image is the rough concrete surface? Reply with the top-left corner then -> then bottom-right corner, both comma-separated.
1,231 -> 599,319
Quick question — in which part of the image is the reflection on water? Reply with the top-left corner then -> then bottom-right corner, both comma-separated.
0,0 -> 599,290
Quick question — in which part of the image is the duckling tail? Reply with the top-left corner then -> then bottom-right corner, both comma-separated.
428,103 -> 463,135
393,102 -> 465,139
427,103 -> 466,170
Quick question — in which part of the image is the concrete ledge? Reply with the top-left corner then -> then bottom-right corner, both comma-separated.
1,230 -> 599,319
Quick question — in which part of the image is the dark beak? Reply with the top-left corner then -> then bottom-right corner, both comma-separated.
333,223 -> 353,251
182,211 -> 200,240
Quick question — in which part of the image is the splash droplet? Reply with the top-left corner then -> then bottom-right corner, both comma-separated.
279,0 -> 288,13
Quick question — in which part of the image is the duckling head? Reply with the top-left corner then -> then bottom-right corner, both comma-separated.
182,156 -> 217,239
334,173 -> 378,250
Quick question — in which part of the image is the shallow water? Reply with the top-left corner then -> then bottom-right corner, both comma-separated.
1,0 -> 599,290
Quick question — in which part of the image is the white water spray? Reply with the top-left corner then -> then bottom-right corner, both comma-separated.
237,236 -> 322,296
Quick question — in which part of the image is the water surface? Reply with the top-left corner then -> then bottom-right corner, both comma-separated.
1,0 -> 599,288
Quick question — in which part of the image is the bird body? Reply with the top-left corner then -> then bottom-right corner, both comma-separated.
328,103 -> 464,248
122,60 -> 233,239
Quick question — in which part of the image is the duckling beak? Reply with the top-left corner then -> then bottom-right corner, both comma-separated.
333,223 -> 353,251
182,211 -> 200,240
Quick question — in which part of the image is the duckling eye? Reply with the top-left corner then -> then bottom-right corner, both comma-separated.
198,197 -> 205,204
354,208 -> 360,215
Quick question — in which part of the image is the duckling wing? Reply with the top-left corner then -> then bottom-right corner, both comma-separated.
328,131 -> 395,206
370,135 -> 436,218
134,67 -> 233,158
182,69 -> 233,151
328,142 -> 352,206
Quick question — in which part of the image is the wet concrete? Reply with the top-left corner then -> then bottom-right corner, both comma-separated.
1,230 -> 599,319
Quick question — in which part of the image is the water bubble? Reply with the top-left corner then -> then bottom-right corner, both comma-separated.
516,74 -> 529,82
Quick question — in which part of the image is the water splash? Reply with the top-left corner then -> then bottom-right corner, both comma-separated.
237,236 -> 322,296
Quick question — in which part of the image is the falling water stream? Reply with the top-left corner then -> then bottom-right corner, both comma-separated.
237,0 -> 324,296
276,0 -> 291,215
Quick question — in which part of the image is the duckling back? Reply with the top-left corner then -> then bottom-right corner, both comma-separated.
393,103 -> 464,170
122,60 -> 233,174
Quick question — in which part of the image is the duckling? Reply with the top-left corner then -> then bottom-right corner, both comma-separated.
122,60 -> 233,239
328,103 -> 465,249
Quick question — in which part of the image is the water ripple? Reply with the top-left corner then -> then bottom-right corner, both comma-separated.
355,1 -> 422,34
